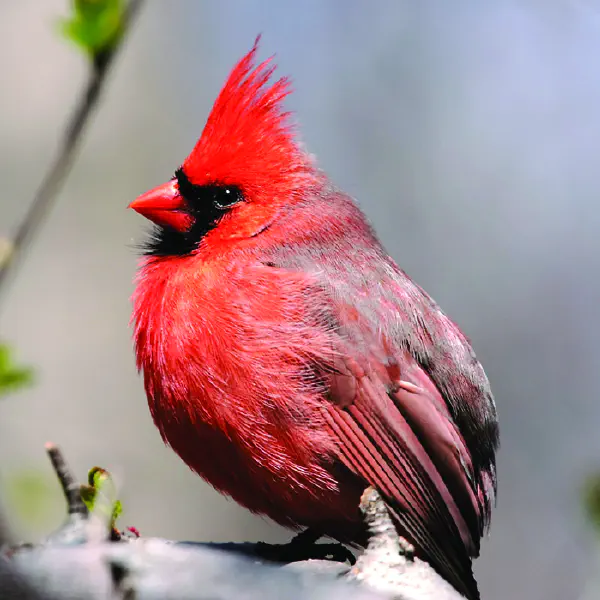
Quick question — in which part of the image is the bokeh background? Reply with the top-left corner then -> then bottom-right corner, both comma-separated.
1,2 -> 600,599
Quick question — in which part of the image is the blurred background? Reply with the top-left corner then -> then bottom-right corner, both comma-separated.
1,2 -> 600,599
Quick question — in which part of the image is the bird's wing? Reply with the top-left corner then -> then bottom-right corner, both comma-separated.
319,298 -> 484,599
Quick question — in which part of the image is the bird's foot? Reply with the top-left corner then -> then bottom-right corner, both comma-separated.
254,528 -> 356,565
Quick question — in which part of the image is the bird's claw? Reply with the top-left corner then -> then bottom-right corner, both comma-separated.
254,537 -> 355,565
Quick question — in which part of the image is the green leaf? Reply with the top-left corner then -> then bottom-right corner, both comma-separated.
112,499 -> 123,524
583,473 -> 600,536
80,484 -> 96,512
58,0 -> 125,59
0,343 -> 34,398
80,466 -> 123,531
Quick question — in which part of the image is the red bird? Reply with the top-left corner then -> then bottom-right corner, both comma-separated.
130,39 -> 498,600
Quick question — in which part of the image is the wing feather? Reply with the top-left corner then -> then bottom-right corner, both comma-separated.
323,361 -> 479,599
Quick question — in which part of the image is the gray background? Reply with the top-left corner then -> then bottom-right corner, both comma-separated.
1,2 -> 599,599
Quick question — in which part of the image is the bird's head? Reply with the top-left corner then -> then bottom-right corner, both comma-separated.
129,37 -> 319,257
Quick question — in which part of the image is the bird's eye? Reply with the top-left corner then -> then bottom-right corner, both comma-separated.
174,169 -> 243,212
213,187 -> 243,210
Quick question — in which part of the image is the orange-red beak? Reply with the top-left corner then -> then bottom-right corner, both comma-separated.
129,180 -> 193,231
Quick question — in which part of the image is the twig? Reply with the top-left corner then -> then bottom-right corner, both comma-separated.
360,487 -> 414,557
45,442 -> 87,516
349,488 -> 463,600
0,0 -> 145,306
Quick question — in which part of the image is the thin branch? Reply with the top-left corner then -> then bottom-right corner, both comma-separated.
45,442 -> 87,516
0,0 -> 145,305
348,488 -> 463,600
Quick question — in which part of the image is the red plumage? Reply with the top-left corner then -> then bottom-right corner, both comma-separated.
130,38 -> 499,600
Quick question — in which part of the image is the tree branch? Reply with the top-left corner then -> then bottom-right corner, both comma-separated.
0,0 -> 145,305
45,442 -> 87,517
1,445 -> 470,600
348,488 -> 464,599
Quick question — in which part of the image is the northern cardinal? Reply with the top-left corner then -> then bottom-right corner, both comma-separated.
130,39 -> 499,600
